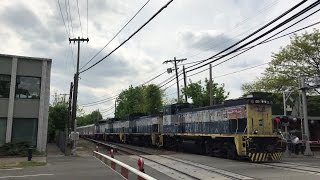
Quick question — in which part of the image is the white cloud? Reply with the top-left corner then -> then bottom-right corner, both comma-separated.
0,0 -> 320,117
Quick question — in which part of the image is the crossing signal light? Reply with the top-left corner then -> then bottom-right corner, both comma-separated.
281,116 -> 289,125
274,117 -> 281,124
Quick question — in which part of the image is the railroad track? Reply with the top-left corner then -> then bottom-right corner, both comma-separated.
260,162 -> 320,176
85,138 -> 253,180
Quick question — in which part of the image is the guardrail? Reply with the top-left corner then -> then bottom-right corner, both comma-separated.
93,151 -> 156,180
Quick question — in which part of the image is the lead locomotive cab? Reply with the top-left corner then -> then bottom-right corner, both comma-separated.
236,92 -> 284,162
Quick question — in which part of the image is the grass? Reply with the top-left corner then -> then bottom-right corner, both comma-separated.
0,161 -> 46,169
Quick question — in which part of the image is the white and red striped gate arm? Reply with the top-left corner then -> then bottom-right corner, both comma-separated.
93,151 -> 156,180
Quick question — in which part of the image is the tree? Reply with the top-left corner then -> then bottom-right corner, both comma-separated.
115,84 -> 164,119
144,84 -> 163,114
77,110 -> 103,126
182,78 -> 229,107
48,92 -> 68,142
242,29 -> 320,94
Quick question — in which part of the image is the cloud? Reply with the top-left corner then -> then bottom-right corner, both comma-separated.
180,30 -> 237,52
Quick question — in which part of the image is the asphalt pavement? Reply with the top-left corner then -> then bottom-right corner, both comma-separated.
0,143 -> 123,180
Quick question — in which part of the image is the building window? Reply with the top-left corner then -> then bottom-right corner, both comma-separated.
11,118 -> 37,146
0,118 -> 6,146
0,74 -> 11,98
15,76 -> 41,99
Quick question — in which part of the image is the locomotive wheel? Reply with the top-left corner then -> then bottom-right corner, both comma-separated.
227,144 -> 237,160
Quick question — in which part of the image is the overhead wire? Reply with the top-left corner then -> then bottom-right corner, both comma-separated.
185,0 -> 308,72
186,0 -> 320,73
186,14 -> 320,78
87,0 -> 88,37
80,0 -> 174,74
67,0 -> 74,38
181,0 -> 280,60
81,70 -> 168,107
58,0 -> 70,37
76,0 -> 84,37
79,0 -> 320,108
63,0 -> 71,36
164,16 -> 320,89
80,0 -> 151,70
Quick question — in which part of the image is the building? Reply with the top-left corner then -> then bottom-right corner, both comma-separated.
0,54 -> 51,152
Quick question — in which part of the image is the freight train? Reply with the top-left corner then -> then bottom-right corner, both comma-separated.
77,93 -> 285,162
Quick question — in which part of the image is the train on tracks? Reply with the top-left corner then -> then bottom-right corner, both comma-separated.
77,92 -> 285,162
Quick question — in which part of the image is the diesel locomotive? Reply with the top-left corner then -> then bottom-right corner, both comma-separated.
77,92 -> 285,162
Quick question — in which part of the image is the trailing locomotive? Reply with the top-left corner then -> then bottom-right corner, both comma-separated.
77,92 -> 285,162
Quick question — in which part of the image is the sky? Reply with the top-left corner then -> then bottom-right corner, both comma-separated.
0,0 -> 319,118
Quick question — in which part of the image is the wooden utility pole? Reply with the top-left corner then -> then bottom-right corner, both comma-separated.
59,93 -> 69,103
209,64 -> 213,106
183,65 -> 187,103
69,37 -> 88,156
69,37 -> 89,132
163,57 -> 187,102
67,83 -> 73,132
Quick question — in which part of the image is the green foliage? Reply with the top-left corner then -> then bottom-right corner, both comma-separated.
242,29 -> 320,94
182,78 -> 229,107
115,84 -> 163,119
144,84 -> 163,114
48,92 -> 68,142
0,142 -> 42,157
77,110 -> 103,126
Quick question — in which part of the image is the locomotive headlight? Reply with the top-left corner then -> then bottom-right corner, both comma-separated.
254,129 -> 258,134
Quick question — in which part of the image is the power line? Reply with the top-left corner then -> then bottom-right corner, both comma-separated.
63,0 -> 71,36
67,0 -> 74,37
79,4 -> 320,108
164,63 -> 269,92
87,0 -> 88,38
80,0 -> 151,70
164,18 -> 320,89
186,1 -> 320,73
80,0 -> 174,74
181,0 -> 280,60
76,0 -> 84,37
81,95 -> 117,107
185,0 -> 308,72
141,70 -> 167,85
80,70 -> 167,107
57,0 -> 70,37
99,106 -> 115,113
58,0 -> 76,72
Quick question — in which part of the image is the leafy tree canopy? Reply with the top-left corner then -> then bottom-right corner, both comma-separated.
77,110 -> 103,126
242,29 -> 320,94
115,84 -> 163,119
48,92 -> 68,142
182,78 -> 229,107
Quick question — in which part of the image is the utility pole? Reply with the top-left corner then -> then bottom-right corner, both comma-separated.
282,90 -> 290,157
209,64 -> 213,106
183,66 -> 187,102
59,93 -> 69,103
114,98 -> 117,117
69,37 -> 89,156
68,83 -> 73,132
163,57 -> 187,102
300,77 -> 313,156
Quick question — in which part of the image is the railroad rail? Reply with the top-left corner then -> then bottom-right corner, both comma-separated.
85,138 -> 253,180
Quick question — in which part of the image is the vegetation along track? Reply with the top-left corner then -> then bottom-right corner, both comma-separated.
85,138 -> 253,180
